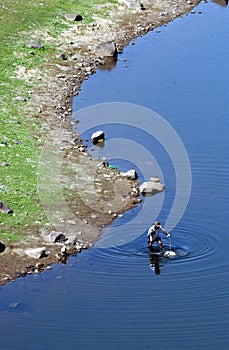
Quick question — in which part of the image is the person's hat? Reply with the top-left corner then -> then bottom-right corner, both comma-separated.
154,221 -> 160,227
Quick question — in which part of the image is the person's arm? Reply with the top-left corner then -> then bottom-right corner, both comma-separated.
160,226 -> 170,238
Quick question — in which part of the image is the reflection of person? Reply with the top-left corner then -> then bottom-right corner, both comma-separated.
147,221 -> 170,250
148,253 -> 161,275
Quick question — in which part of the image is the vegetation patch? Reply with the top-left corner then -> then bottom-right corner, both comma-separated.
0,0 -> 118,244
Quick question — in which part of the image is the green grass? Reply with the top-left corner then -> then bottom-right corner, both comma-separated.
0,0 -> 117,243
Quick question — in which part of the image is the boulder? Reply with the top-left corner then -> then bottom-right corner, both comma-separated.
120,169 -> 137,180
91,130 -> 105,143
139,181 -> 164,195
94,41 -> 117,57
25,247 -> 47,259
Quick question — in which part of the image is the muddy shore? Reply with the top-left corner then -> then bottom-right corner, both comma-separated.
0,0 -> 200,286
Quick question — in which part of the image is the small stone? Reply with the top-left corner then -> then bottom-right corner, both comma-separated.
57,53 -> 67,61
91,130 -> 105,144
0,202 -> 13,214
28,41 -> 44,49
35,262 -> 44,270
132,198 -> 142,204
61,245 -> 69,256
12,139 -> 22,144
149,177 -> 160,183
2,162 -> 10,167
64,14 -> 83,21
118,214 -> 123,218
49,232 -> 66,243
120,169 -> 137,180
139,181 -> 164,195
25,247 -> 46,259
15,96 -> 26,102
91,214 -> 98,219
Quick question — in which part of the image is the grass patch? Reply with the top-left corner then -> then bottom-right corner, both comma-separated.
0,0 -> 118,243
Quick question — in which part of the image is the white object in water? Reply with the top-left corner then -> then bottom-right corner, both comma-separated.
164,250 -> 176,258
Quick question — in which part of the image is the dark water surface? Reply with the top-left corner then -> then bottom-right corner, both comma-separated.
1,2 -> 229,349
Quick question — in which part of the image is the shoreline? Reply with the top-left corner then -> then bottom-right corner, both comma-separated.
0,0 -> 200,286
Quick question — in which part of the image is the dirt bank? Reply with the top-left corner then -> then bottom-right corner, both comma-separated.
0,0 -> 200,286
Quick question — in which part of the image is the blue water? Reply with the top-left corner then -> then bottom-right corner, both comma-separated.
0,1 -> 229,349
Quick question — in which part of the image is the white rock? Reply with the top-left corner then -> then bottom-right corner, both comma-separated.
149,177 -> 160,183
139,181 -> 164,194
120,169 -> 137,180
91,130 -> 105,143
164,251 -> 176,258
25,247 -> 46,259
48,231 -> 65,243
118,0 -> 140,8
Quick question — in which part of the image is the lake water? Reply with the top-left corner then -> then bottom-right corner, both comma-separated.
1,1 -> 229,349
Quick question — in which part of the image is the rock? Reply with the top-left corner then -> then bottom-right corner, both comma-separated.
15,96 -> 26,102
28,41 -> 44,49
61,245 -> 69,256
35,262 -> 44,271
12,139 -> 22,144
149,177 -> 160,183
74,241 -> 83,251
91,213 -> 98,219
132,198 -> 142,204
91,130 -> 105,143
139,181 -> 164,195
120,169 -> 137,180
0,202 -> 13,214
94,41 -> 117,57
20,270 -> 27,277
1,162 -> 9,166
9,302 -> 20,308
64,14 -> 83,21
25,247 -> 47,259
0,241 -> 6,253
57,53 -> 67,61
49,232 -> 66,243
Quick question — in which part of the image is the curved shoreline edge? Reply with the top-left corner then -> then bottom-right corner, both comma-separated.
0,0 -> 201,286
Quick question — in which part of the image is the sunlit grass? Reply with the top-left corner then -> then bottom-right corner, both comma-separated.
0,0 -> 117,242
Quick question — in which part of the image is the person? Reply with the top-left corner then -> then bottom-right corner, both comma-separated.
147,221 -> 170,250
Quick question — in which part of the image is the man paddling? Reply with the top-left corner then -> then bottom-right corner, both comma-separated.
147,221 -> 170,250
